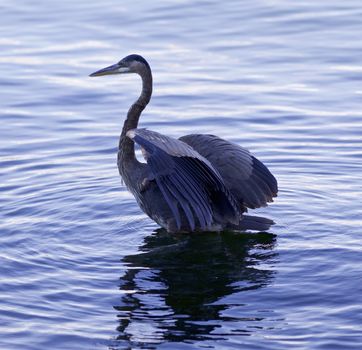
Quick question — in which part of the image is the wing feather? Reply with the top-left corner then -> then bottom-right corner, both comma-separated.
180,134 -> 278,209
127,129 -> 239,230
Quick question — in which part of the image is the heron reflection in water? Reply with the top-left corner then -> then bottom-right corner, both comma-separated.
90,55 -> 278,232
113,229 -> 277,347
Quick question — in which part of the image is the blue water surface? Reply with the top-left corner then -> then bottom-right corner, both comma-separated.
1,1 -> 361,349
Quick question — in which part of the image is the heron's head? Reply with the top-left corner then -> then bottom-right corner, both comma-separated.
89,54 -> 150,77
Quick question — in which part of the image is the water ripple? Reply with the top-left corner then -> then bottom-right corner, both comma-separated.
1,1 -> 362,349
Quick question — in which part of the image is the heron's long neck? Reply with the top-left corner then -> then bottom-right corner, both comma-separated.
119,68 -> 152,164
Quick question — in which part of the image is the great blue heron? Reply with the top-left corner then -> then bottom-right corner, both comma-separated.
90,54 -> 278,233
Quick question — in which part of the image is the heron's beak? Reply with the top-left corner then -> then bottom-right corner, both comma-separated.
89,63 -> 131,77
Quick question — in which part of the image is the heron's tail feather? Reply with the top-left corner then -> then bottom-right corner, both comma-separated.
229,215 -> 275,231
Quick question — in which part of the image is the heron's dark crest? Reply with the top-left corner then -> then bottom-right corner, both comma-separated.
119,54 -> 151,69
90,54 -> 278,233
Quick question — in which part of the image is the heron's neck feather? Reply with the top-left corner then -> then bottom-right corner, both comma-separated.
119,67 -> 152,165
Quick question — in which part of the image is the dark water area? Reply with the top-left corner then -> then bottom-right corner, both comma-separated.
118,231 -> 277,345
1,1 -> 361,349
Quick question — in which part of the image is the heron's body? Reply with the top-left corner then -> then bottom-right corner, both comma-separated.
90,54 -> 278,233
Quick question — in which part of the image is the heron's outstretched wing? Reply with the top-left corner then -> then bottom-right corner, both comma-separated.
127,129 -> 239,231
179,134 -> 278,209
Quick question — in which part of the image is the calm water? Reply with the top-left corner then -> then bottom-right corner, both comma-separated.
1,1 -> 362,349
